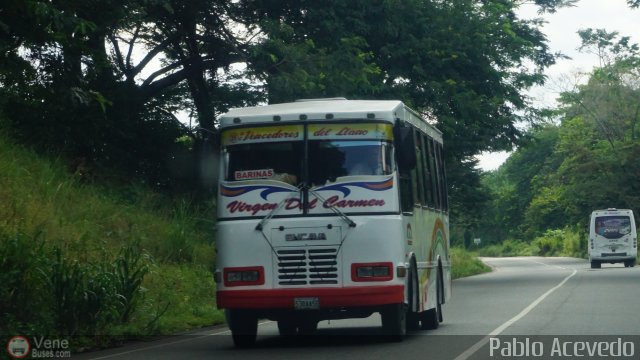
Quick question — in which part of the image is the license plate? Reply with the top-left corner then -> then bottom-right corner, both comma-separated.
294,297 -> 320,310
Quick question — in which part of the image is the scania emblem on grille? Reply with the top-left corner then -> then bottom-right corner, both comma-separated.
285,232 -> 327,241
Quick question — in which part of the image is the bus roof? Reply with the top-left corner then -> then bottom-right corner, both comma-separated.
591,209 -> 633,216
218,98 -> 442,141
219,99 -> 403,125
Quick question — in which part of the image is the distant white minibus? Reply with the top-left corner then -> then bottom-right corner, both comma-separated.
588,208 -> 637,268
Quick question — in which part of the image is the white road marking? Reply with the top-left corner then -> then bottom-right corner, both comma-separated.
453,268 -> 578,360
87,321 -> 273,359
525,258 -> 568,270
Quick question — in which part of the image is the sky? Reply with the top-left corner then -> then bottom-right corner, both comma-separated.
476,0 -> 640,171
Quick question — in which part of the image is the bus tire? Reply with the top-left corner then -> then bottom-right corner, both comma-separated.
407,262 -> 420,331
437,266 -> 444,323
277,319 -> 297,336
421,308 -> 438,330
229,310 -> 258,348
421,267 -> 442,330
298,320 -> 318,335
381,303 -> 407,341
591,260 -> 601,269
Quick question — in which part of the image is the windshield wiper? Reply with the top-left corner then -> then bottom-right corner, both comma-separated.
306,186 -> 356,228
255,184 -> 303,231
253,185 -> 304,261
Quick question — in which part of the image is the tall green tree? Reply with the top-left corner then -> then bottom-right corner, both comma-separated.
477,28 -> 640,240
473,125 -> 561,242
1,0 -> 262,190
241,0 -> 574,223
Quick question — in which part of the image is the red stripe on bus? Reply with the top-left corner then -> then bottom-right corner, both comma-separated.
217,285 -> 404,309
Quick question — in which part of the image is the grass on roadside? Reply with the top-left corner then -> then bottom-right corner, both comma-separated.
451,247 -> 492,279
0,131 -> 223,349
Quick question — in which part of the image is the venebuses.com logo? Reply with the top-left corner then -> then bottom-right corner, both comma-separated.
6,336 -> 30,359
6,335 -> 71,359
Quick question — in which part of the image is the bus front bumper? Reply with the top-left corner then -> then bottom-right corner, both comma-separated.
217,285 -> 404,309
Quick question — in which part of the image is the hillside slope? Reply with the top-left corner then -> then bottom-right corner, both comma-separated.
0,131 -> 223,348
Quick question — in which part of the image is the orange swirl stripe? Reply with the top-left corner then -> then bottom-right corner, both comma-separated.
221,186 -> 247,197
364,178 -> 394,190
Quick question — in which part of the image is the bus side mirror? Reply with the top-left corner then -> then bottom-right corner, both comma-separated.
394,124 -> 416,172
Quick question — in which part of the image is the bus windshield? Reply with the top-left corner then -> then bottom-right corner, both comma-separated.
308,140 -> 394,185
595,216 -> 632,239
221,122 -> 395,188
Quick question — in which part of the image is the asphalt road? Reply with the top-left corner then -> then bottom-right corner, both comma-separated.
75,257 -> 640,360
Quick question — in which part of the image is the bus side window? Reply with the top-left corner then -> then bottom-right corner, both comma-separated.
434,140 -> 444,210
427,137 -> 440,209
421,134 -> 434,207
413,129 -> 425,206
398,128 -> 415,213
399,171 -> 414,213
436,143 -> 449,211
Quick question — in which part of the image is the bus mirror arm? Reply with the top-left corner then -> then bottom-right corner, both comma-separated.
253,187 -> 306,260
255,185 -> 304,231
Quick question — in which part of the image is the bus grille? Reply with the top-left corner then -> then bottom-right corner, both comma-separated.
276,248 -> 339,286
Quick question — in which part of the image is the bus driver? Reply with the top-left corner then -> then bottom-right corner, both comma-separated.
349,148 -> 384,176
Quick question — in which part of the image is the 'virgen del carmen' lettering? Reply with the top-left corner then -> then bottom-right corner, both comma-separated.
323,195 -> 385,208
285,197 -> 385,210
227,201 -> 278,215
228,197 -> 385,215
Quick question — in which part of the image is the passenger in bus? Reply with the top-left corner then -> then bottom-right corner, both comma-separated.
350,150 -> 384,175
596,220 -> 605,236
271,172 -> 297,185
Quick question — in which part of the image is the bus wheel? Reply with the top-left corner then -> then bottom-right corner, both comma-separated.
421,270 -> 442,330
407,265 -> 420,331
381,303 -> 407,341
298,320 -> 318,335
229,310 -> 258,348
624,260 -> 635,268
421,308 -> 438,330
437,268 -> 444,323
591,260 -> 601,269
277,319 -> 297,336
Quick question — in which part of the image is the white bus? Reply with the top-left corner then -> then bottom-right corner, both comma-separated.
588,208 -> 637,269
214,98 -> 451,347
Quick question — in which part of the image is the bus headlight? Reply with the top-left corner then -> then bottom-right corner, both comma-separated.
223,266 -> 264,287
351,262 -> 393,282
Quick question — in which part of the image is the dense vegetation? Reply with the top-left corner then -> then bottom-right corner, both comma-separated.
457,28 -> 640,260
0,129 -> 222,348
